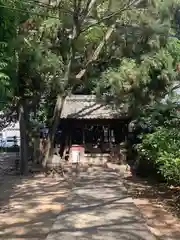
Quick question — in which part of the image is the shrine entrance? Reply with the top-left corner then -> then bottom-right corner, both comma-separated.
55,95 -> 130,164
57,119 -> 129,163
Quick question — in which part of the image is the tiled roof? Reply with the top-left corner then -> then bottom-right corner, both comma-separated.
61,95 -> 128,119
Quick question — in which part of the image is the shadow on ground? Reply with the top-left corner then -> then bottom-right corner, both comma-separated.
1,154 -> 179,240
124,175 -> 180,240
46,167 -> 156,240
0,153 -> 68,240
124,175 -> 180,217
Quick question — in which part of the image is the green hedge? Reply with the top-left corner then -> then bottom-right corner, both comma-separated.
0,147 -> 20,153
135,127 -> 180,184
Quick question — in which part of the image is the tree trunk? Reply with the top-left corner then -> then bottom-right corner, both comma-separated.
19,102 -> 29,175
43,95 -> 65,167
33,134 -> 41,163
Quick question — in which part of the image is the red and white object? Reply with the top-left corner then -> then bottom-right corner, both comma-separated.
70,145 -> 84,163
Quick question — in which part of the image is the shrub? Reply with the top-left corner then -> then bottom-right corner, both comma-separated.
135,127 -> 180,184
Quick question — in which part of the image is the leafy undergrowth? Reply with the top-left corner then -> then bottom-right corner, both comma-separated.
124,174 -> 180,239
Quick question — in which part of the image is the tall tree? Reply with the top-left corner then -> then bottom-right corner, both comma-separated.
2,0 -> 180,173
39,0 -> 153,165
0,0 -> 17,108
95,0 -> 180,117
0,0 -> 63,173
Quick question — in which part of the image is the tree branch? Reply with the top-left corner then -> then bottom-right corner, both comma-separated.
81,0 -> 144,33
75,0 -> 145,80
82,0 -> 97,17
81,0 -> 97,23
76,24 -> 115,80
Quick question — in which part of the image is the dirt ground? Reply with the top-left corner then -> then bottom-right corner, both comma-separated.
0,174 -> 67,240
124,175 -> 180,240
0,153 -> 180,240
1,174 -> 180,240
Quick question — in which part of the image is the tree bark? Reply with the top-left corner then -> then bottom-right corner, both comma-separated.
33,133 -> 41,164
43,95 -> 65,167
19,102 -> 29,175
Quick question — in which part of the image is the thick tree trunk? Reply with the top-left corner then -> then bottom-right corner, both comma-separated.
19,102 -> 29,175
43,95 -> 65,167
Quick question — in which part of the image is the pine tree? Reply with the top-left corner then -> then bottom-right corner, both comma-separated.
95,0 -> 180,117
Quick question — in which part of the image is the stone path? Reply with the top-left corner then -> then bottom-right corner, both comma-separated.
46,167 -> 156,240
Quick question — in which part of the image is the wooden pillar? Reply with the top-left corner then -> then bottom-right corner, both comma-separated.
83,124 -> 85,145
119,122 -> 128,164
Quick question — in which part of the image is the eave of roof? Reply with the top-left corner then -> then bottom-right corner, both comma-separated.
61,95 -> 128,119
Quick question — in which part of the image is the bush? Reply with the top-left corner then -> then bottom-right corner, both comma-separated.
135,127 -> 180,184
0,147 -> 19,153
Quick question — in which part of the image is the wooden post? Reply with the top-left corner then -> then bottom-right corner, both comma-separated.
83,125 -> 85,145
